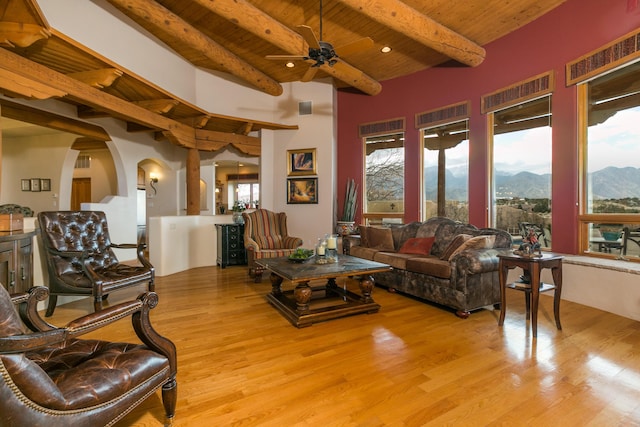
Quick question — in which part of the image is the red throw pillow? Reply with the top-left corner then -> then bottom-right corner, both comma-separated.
398,237 -> 436,255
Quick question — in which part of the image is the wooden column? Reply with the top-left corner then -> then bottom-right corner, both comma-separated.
437,148 -> 446,217
186,148 -> 200,215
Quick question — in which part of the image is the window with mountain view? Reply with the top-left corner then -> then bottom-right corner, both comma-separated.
364,132 -> 404,225
422,120 -> 469,223
491,96 -> 552,246
581,60 -> 640,260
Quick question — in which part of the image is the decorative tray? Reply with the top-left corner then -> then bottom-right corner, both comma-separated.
288,249 -> 315,262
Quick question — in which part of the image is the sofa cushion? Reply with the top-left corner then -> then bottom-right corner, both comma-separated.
398,237 -> 435,255
255,234 -> 284,249
373,251 -> 415,269
406,257 -> 451,279
350,245 -> 379,261
361,227 -> 395,251
449,235 -> 496,259
429,219 -> 464,257
439,234 -> 473,260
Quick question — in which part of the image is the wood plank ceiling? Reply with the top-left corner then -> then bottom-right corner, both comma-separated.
0,0 -> 568,152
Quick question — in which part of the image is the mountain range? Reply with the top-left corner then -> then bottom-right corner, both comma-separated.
424,166 -> 640,200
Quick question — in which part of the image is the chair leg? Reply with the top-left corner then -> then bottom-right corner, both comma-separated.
45,294 -> 58,317
162,378 -> 178,423
93,296 -> 103,312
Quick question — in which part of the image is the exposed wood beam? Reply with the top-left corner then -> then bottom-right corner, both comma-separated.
67,68 -> 123,89
105,0 -> 283,96
337,0 -> 486,67
133,99 -> 180,115
195,128 -> 260,156
0,22 -> 50,47
71,138 -> 109,151
0,68 -> 66,99
186,148 -> 200,215
0,45 -> 197,147
192,0 -> 382,96
0,98 -> 110,140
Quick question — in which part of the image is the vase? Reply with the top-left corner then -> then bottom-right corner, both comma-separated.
336,221 -> 356,236
233,212 -> 244,224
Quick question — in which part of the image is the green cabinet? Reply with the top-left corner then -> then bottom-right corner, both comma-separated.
216,224 -> 246,268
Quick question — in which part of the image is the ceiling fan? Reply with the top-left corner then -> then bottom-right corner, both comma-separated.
266,0 -> 374,82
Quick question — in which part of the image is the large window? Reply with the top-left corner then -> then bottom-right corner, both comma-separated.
422,120 -> 469,222
579,61 -> 640,260
364,132 -> 404,225
490,96 -> 552,246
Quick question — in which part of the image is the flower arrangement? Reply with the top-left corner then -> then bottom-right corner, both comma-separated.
232,201 -> 246,212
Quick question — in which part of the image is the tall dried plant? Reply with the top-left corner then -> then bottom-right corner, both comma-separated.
341,178 -> 358,222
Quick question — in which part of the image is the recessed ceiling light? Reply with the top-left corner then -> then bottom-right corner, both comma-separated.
381,46 -> 392,53
286,62 -> 295,68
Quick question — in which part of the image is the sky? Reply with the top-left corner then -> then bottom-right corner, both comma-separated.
424,106 -> 640,176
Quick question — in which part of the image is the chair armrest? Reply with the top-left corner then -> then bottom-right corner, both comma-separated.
244,236 -> 259,252
14,287 -> 56,333
282,236 -> 303,249
65,298 -> 146,337
110,243 -> 153,269
0,329 -> 67,354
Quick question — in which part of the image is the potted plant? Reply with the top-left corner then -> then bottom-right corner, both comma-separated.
336,178 -> 358,236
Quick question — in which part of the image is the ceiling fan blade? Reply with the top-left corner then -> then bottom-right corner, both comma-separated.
265,55 -> 307,61
335,37 -> 374,57
301,66 -> 319,82
296,25 -> 320,49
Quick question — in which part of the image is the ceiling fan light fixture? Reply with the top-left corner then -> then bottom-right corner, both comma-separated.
381,46 -> 392,53
286,62 -> 295,68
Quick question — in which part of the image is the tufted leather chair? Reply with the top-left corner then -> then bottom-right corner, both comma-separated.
0,285 -> 177,427
38,211 -> 154,317
242,209 -> 303,282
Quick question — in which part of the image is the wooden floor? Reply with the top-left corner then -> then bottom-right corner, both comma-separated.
46,265 -> 640,426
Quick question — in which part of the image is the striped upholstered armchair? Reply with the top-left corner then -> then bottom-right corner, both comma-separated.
242,209 -> 303,281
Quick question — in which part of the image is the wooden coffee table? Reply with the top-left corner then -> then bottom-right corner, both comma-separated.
256,254 -> 391,327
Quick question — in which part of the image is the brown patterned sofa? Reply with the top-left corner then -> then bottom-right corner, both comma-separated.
349,217 -> 512,318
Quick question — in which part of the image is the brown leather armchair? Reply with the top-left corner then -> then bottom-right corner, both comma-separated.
0,285 -> 177,426
242,209 -> 303,281
38,211 -> 154,317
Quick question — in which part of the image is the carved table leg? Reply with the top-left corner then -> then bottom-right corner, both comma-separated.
326,278 -> 337,289
359,275 -> 375,303
270,273 -> 283,296
294,281 -> 312,312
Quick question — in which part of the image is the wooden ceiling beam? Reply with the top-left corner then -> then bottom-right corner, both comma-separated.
0,68 -> 66,99
195,128 -> 260,156
0,45 -> 197,148
132,99 -> 180,115
0,21 -> 50,47
105,0 -> 283,96
192,0 -> 382,96
67,68 -> 123,89
337,0 -> 486,67
0,98 -> 110,140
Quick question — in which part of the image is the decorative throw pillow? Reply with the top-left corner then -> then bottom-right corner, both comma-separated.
367,227 -> 395,251
398,237 -> 436,255
439,234 -> 473,260
448,235 -> 496,260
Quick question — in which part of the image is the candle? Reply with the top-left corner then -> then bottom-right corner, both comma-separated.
317,245 -> 325,255
327,236 -> 337,249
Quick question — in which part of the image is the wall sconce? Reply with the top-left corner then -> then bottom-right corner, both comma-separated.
149,173 -> 159,195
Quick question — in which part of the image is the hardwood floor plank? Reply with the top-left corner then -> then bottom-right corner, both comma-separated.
42,265 -> 640,426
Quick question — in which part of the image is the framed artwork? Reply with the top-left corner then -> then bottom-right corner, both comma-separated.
30,178 -> 41,192
287,177 -> 318,204
287,148 -> 317,176
21,179 -> 31,191
41,178 -> 51,191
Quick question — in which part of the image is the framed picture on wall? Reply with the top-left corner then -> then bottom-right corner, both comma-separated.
21,179 -> 31,191
287,148 -> 317,176
30,178 -> 41,192
287,177 -> 318,204
41,179 -> 51,191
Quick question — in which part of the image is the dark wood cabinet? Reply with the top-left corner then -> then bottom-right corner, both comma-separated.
216,224 -> 246,268
0,231 -> 36,294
